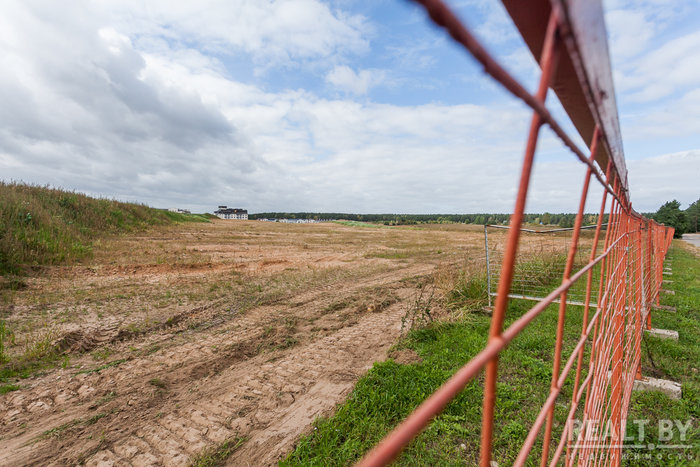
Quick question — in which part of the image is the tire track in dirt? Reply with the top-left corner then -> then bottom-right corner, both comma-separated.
0,263 -> 434,466
89,300 -> 409,466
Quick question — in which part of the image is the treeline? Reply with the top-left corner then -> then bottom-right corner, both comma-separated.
249,212 -> 605,227
649,198 -> 700,238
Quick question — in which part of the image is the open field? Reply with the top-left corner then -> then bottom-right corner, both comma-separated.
0,220 -> 489,465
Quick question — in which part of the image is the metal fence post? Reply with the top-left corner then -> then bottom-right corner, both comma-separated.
484,224 -> 492,308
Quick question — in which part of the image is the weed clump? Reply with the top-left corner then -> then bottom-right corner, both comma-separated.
149,378 -> 167,389
512,252 -> 567,289
446,274 -> 488,313
401,281 -> 438,331
190,437 -> 247,467
0,320 -> 11,363
0,383 -> 20,394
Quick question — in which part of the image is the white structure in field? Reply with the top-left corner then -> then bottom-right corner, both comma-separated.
168,208 -> 191,214
214,205 -> 248,220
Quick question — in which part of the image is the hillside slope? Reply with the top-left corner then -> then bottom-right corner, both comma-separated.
0,182 -> 208,277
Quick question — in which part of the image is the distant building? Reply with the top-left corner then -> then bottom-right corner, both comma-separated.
168,208 -> 191,214
214,206 -> 248,220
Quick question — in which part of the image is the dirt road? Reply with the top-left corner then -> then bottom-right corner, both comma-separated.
0,221 -> 484,465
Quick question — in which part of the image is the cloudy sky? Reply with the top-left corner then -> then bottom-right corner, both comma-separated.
1,0 -> 698,214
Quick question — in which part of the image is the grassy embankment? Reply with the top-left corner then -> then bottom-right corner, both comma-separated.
0,182 -> 210,382
283,243 -> 699,466
0,182 -> 209,280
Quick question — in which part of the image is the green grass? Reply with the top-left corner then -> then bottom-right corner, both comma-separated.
0,181 -> 209,276
623,244 -> 700,466
446,273 -> 488,312
333,220 -> 391,229
282,243 -> 700,466
368,251 -> 411,260
0,328 -> 64,384
36,419 -> 84,441
0,319 -> 11,363
75,358 -> 129,375
149,377 -> 168,389
189,437 -> 247,467
0,383 -> 20,394
35,413 -> 107,441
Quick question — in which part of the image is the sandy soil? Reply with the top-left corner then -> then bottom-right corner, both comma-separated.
0,220 -> 486,466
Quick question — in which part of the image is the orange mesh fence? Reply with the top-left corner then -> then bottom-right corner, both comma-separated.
358,1 -> 675,466
485,224 -> 605,307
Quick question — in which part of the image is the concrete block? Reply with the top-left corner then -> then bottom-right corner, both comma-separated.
663,271 -> 672,275
652,304 -> 676,313
661,289 -> 676,295
662,280 -> 672,284
645,328 -> 679,340
633,376 -> 682,400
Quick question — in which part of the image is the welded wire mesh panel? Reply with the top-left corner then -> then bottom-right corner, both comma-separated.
358,1 -> 676,467
486,226 -> 602,306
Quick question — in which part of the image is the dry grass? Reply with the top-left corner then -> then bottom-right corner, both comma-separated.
0,221 -> 487,372
2,218 -> 586,381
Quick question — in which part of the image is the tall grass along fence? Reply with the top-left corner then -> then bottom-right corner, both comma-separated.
359,1 -> 675,466
485,224 -> 608,307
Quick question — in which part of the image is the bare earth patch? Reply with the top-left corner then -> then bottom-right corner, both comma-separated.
0,220 -> 485,466
388,349 -> 423,365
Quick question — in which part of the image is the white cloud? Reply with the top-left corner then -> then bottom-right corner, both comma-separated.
455,0 -> 518,45
102,0 -> 369,67
0,1 -> 261,209
627,150 -> 700,211
603,0 -> 700,211
623,87 -> 700,139
626,30 -> 700,101
384,40 -> 438,72
325,65 -> 385,95
605,9 -> 656,62
606,0 -> 700,103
